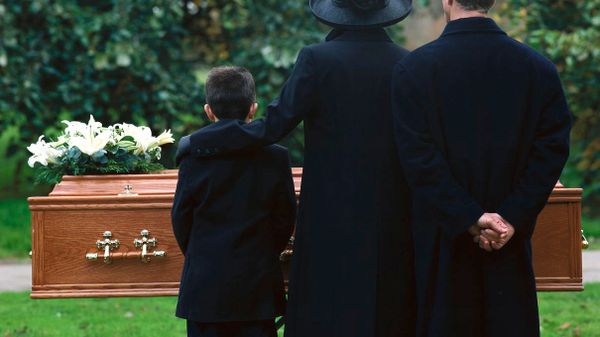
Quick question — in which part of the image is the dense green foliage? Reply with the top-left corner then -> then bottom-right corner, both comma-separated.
0,0 -> 204,196
181,0 -> 325,163
0,0 -> 597,216
0,0 -> 408,196
183,0 -> 404,163
0,199 -> 31,258
1,286 -> 599,337
500,0 -> 600,216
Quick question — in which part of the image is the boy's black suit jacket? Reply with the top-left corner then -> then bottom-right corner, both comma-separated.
172,129 -> 296,323
178,28 -> 416,337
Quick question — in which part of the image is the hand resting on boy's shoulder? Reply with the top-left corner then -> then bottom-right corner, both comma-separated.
175,135 -> 190,165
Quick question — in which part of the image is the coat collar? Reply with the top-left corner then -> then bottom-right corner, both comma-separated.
325,28 -> 393,43
441,17 -> 506,37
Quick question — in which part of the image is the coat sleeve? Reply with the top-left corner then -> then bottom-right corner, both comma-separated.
497,66 -> 572,236
392,63 -> 484,239
171,160 -> 194,254
175,135 -> 190,166
270,152 -> 297,252
190,47 -> 316,156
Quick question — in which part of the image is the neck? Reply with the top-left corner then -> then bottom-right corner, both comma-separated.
449,9 -> 487,21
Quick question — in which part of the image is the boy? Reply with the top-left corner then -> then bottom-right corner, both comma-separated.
172,66 -> 296,337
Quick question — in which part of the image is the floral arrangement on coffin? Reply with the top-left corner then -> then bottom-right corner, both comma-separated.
27,115 -> 175,184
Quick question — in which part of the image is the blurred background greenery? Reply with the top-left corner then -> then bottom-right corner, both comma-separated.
0,0 -> 598,228
0,2 -> 598,336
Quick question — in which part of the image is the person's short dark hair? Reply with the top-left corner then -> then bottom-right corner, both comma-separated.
456,0 -> 495,12
205,66 -> 256,120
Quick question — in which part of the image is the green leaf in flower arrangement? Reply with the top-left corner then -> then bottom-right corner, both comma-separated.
78,155 -> 89,166
114,148 -> 128,160
66,147 -> 82,161
91,151 -> 108,164
119,135 -> 135,143
105,144 -> 119,155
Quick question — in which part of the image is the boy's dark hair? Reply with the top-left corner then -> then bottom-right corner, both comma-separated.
205,66 -> 256,120
456,0 -> 495,12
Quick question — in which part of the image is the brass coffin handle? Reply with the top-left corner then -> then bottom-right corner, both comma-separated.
86,251 -> 165,261
582,229 -> 590,250
133,229 -> 166,263
279,236 -> 295,262
85,230 -> 166,263
85,231 -> 120,264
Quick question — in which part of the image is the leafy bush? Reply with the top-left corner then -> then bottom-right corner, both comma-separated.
182,0 -> 325,164
0,198 -> 31,258
500,0 -> 600,216
182,0 -> 405,164
0,0 -> 205,194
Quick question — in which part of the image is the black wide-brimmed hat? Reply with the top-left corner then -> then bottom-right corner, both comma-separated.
310,0 -> 412,29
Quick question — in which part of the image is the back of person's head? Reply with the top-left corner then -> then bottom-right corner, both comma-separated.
205,66 -> 256,120
456,0 -> 495,13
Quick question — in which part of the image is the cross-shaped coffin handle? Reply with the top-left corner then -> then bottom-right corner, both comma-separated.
133,229 -> 166,263
85,231 -> 120,264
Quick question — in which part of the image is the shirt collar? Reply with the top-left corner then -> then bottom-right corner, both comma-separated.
441,17 -> 506,37
325,28 -> 393,43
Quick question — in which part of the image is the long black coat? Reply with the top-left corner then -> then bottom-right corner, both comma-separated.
172,136 -> 296,323
185,29 -> 415,337
391,18 -> 572,337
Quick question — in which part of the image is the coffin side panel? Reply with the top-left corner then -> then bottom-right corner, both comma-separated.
29,172 -> 583,298
30,197 -> 185,298
532,190 -> 583,291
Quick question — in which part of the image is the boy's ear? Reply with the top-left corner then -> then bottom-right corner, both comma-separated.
204,104 -> 217,122
246,103 -> 258,122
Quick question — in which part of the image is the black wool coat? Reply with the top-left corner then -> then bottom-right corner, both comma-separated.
172,134 -> 296,323
391,18 -> 572,337
184,29 -> 416,337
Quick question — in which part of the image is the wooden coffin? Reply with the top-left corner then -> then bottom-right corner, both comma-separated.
531,187 -> 583,291
29,172 -> 181,299
29,168 -> 583,299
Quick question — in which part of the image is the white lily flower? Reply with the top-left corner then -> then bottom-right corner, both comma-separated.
68,129 -> 113,156
61,115 -> 113,156
114,123 -> 172,155
156,130 -> 175,146
113,123 -> 141,141
27,136 -> 63,168
27,116 -> 173,181
62,120 -> 88,137
133,126 -> 159,155
49,135 -> 69,148
62,115 -> 104,137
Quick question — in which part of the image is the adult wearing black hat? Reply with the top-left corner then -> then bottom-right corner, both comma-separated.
177,1 -> 415,337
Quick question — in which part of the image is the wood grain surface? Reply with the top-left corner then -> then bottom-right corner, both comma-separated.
29,170 -> 583,298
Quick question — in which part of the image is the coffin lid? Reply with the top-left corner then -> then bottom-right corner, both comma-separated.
48,168 -> 304,197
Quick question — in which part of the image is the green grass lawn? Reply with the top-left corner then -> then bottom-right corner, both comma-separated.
0,293 -> 186,337
0,198 -> 599,336
583,216 -> 600,250
0,285 -> 599,337
0,293 -> 285,337
539,284 -> 600,337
